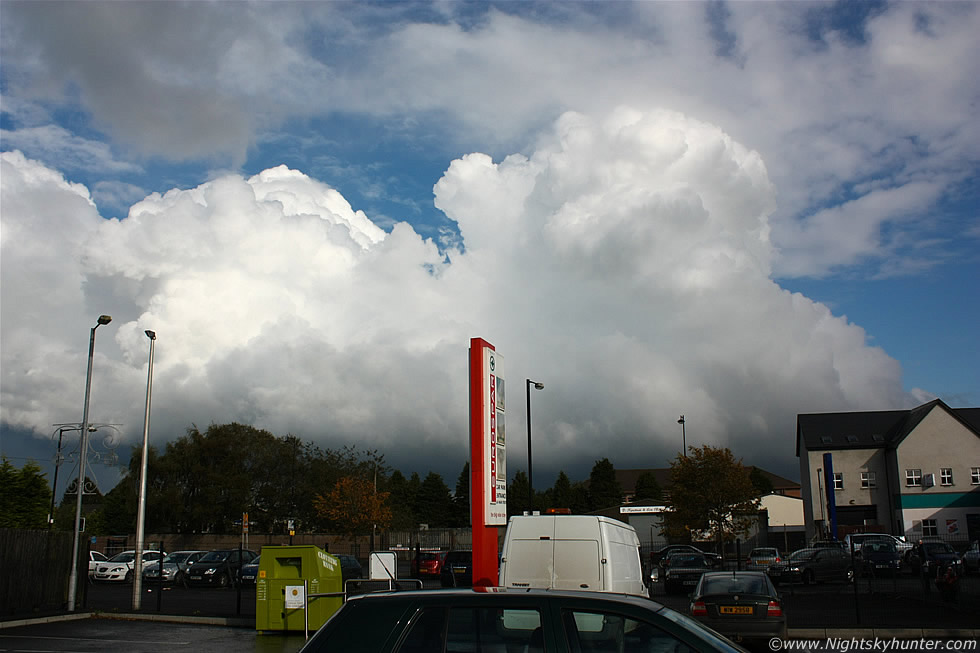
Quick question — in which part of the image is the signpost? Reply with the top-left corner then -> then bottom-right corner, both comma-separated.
469,338 -> 506,586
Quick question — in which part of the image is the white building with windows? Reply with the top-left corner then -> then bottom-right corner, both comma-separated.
796,399 -> 980,544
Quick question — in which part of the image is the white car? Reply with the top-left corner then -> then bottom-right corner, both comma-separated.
93,550 -> 166,582
87,551 -> 108,579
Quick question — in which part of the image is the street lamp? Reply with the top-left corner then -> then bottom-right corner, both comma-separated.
67,314 -> 112,611
526,379 -> 544,513
48,424 -> 96,529
132,329 -> 156,609
678,415 -> 686,457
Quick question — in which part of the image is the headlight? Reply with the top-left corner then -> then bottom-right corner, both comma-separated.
788,566 -> 800,572
204,568 -> 216,575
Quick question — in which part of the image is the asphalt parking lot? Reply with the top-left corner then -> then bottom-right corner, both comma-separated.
0,617 -> 306,653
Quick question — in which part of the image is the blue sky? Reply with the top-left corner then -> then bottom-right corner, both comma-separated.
1,1 -> 977,496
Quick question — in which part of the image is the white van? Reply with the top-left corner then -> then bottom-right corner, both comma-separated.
498,515 -> 647,597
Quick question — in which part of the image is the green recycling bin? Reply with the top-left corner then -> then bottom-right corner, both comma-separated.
256,545 -> 344,632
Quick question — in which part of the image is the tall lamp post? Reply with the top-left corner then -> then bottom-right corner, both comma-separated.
67,314 -> 112,611
678,415 -> 687,457
525,379 -> 544,513
132,330 -> 156,609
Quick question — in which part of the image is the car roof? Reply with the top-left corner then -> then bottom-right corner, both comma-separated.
701,570 -> 767,579
344,587 -> 668,608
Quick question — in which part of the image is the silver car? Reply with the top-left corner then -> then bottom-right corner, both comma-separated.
143,550 -> 208,585
93,550 -> 166,582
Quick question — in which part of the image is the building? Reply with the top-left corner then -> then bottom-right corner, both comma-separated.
796,399 -> 980,544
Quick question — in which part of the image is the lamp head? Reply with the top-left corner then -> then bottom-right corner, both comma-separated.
678,415 -> 685,424
97,315 -> 112,326
145,330 -> 156,340
528,379 -> 544,390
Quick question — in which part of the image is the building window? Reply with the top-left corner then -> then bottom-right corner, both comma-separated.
940,468 -> 953,486
972,467 -> 980,485
922,519 -> 938,537
905,469 -> 922,487
833,472 -> 844,490
861,471 -> 876,489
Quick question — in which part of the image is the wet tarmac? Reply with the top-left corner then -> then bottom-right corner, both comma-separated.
0,616 -> 307,653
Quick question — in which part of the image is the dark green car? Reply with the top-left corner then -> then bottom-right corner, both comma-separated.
299,587 -> 745,652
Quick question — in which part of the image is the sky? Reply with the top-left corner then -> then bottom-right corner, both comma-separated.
1,1 -> 978,500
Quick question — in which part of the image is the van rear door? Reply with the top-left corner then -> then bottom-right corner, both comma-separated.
553,539 -> 602,590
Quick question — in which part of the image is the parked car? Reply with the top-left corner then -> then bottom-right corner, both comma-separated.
411,551 -> 447,578
93,550 -> 166,582
238,554 -> 261,586
663,553 -> 710,595
185,549 -> 258,588
440,550 -> 473,587
690,571 -> 787,648
858,541 -> 902,577
142,550 -> 207,585
336,554 -> 362,583
908,541 -> 963,578
766,547 -> 852,585
746,547 -> 781,571
298,587 -> 745,653
844,533 -> 912,558
87,551 -> 108,579
652,545 -> 722,578
962,541 -> 980,575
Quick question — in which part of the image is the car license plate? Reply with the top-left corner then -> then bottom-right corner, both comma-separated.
683,580 -> 697,585
720,606 -> 753,615
190,576 -> 202,581
243,575 -> 255,580
453,567 -> 466,573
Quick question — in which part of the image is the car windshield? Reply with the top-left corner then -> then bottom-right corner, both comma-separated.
863,543 -> 896,554
247,555 -> 260,565
672,555 -> 706,567
923,543 -> 955,555
788,549 -> 816,562
200,551 -> 231,562
110,552 -> 135,562
164,552 -> 193,563
750,549 -> 777,557
700,575 -> 769,595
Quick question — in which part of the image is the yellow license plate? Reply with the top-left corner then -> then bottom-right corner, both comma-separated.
720,606 -> 753,615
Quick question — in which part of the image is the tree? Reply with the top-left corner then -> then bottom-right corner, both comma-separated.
634,471 -> 662,501
550,471 -> 573,511
452,462 -> 470,527
661,445 -> 760,549
385,470 -> 417,530
587,458 -> 622,510
313,476 -> 391,540
507,470 -> 531,518
414,472 -> 454,527
0,457 -> 52,529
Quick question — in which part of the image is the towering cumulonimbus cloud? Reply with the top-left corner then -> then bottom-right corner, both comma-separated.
0,108 -> 907,479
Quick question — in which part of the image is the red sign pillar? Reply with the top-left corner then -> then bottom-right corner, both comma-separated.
469,337 -> 502,587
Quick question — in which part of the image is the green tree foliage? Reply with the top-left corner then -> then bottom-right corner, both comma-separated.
452,462 -> 470,527
587,458 -> 622,510
0,457 -> 52,529
550,471 -> 573,511
634,471 -> 662,501
384,470 -> 417,530
507,470 -> 531,518
414,472 -> 454,527
661,446 -> 760,548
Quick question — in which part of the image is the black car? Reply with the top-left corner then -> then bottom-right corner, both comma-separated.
690,571 -> 787,649
336,554 -> 362,583
766,547 -> 852,585
663,553 -> 711,594
238,554 -> 261,587
908,541 -> 963,578
185,548 -> 258,588
652,545 -> 722,579
439,550 -> 473,587
859,541 -> 901,577
299,587 -> 745,653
